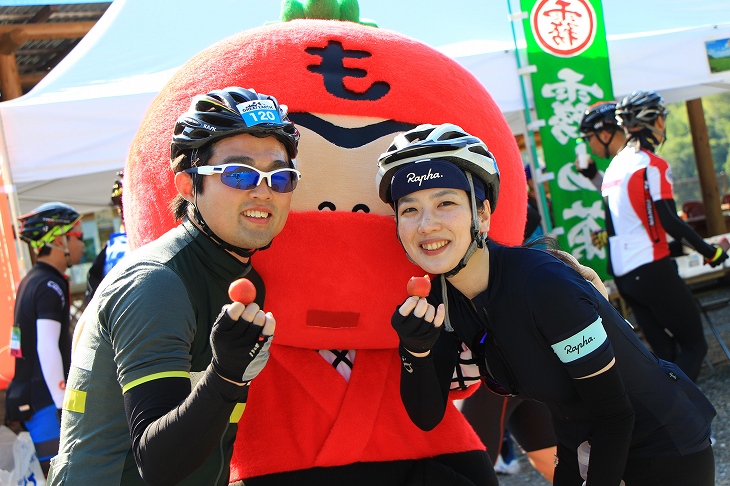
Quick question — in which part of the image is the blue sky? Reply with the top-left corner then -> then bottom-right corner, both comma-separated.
706,38 -> 730,59
3,0 -> 730,48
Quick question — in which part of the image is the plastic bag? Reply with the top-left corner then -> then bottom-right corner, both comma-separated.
0,426 -> 46,486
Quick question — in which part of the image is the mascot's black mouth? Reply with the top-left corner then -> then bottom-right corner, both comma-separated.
307,310 -> 360,328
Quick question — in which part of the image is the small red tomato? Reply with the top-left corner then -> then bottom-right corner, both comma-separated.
407,274 -> 431,298
228,278 -> 257,305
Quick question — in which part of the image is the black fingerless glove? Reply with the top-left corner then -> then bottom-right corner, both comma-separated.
210,308 -> 273,384
391,306 -> 441,353
705,244 -> 729,268
578,160 -> 598,179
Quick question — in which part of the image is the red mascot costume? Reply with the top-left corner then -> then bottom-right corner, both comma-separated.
125,2 -> 526,485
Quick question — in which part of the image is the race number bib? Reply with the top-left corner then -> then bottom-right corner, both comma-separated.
236,99 -> 282,126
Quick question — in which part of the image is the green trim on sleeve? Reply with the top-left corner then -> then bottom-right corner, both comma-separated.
122,371 -> 191,393
63,388 -> 87,413
229,403 -> 246,423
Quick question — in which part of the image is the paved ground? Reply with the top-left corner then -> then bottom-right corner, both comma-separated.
498,278 -> 730,485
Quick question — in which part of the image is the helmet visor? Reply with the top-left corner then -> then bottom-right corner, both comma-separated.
390,159 -> 485,203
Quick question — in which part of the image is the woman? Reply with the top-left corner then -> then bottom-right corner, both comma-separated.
375,123 -> 716,486
603,91 -> 728,382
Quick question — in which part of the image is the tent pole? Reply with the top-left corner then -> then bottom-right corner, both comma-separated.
0,108 -> 29,277
507,0 -> 552,235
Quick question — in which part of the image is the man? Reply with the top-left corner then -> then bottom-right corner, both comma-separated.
84,172 -> 128,303
5,202 -> 85,474
602,90 -> 728,382
48,87 -> 301,485
575,100 -> 627,190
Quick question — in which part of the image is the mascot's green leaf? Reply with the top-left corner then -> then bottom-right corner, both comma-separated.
339,0 -> 359,22
281,0 -> 306,21
304,0 -> 340,19
280,0 -> 378,26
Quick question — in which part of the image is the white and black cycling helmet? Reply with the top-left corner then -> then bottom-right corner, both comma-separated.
615,90 -> 668,131
615,90 -> 669,148
376,123 -> 499,209
171,87 -> 300,163
376,123 -> 500,281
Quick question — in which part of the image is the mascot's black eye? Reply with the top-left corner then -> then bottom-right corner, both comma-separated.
352,204 -> 370,213
318,201 -> 336,211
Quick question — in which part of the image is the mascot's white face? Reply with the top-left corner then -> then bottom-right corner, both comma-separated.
292,114 -> 393,215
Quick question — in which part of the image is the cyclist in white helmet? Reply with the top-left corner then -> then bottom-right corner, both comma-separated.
377,123 -> 716,486
603,90 -> 728,383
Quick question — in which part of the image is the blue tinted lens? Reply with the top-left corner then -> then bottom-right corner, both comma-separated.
220,166 -> 259,190
270,171 -> 296,193
219,166 -> 297,193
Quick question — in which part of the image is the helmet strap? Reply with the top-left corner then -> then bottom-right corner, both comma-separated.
61,236 -> 73,268
189,183 -> 266,259
440,274 -> 454,332
645,123 -> 666,148
44,236 -> 73,268
444,172 -> 486,278
600,130 -> 617,159
627,123 -> 665,151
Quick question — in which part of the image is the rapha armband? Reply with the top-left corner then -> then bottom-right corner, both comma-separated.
551,318 -> 608,364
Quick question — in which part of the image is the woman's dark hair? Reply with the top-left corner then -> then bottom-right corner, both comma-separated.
525,235 -> 598,281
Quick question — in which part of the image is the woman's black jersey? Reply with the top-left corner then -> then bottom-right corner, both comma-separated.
404,241 -> 715,459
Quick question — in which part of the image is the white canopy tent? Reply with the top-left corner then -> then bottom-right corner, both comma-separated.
0,0 -> 255,215
0,0 -> 728,215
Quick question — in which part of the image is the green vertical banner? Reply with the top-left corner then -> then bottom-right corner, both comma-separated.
519,0 -> 613,277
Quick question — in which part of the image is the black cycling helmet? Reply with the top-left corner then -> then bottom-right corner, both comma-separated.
19,202 -> 81,249
579,101 -> 618,136
171,87 -> 299,163
376,123 -> 500,209
376,124 -> 500,282
580,101 -> 620,160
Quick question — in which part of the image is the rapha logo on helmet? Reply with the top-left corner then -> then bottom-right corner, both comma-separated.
407,169 -> 443,186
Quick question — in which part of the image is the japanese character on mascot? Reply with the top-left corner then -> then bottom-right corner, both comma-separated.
124,1 -> 527,484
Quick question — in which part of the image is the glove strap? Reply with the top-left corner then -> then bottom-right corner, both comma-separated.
213,370 -> 248,386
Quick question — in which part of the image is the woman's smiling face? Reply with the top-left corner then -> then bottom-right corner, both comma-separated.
396,187 -> 480,275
